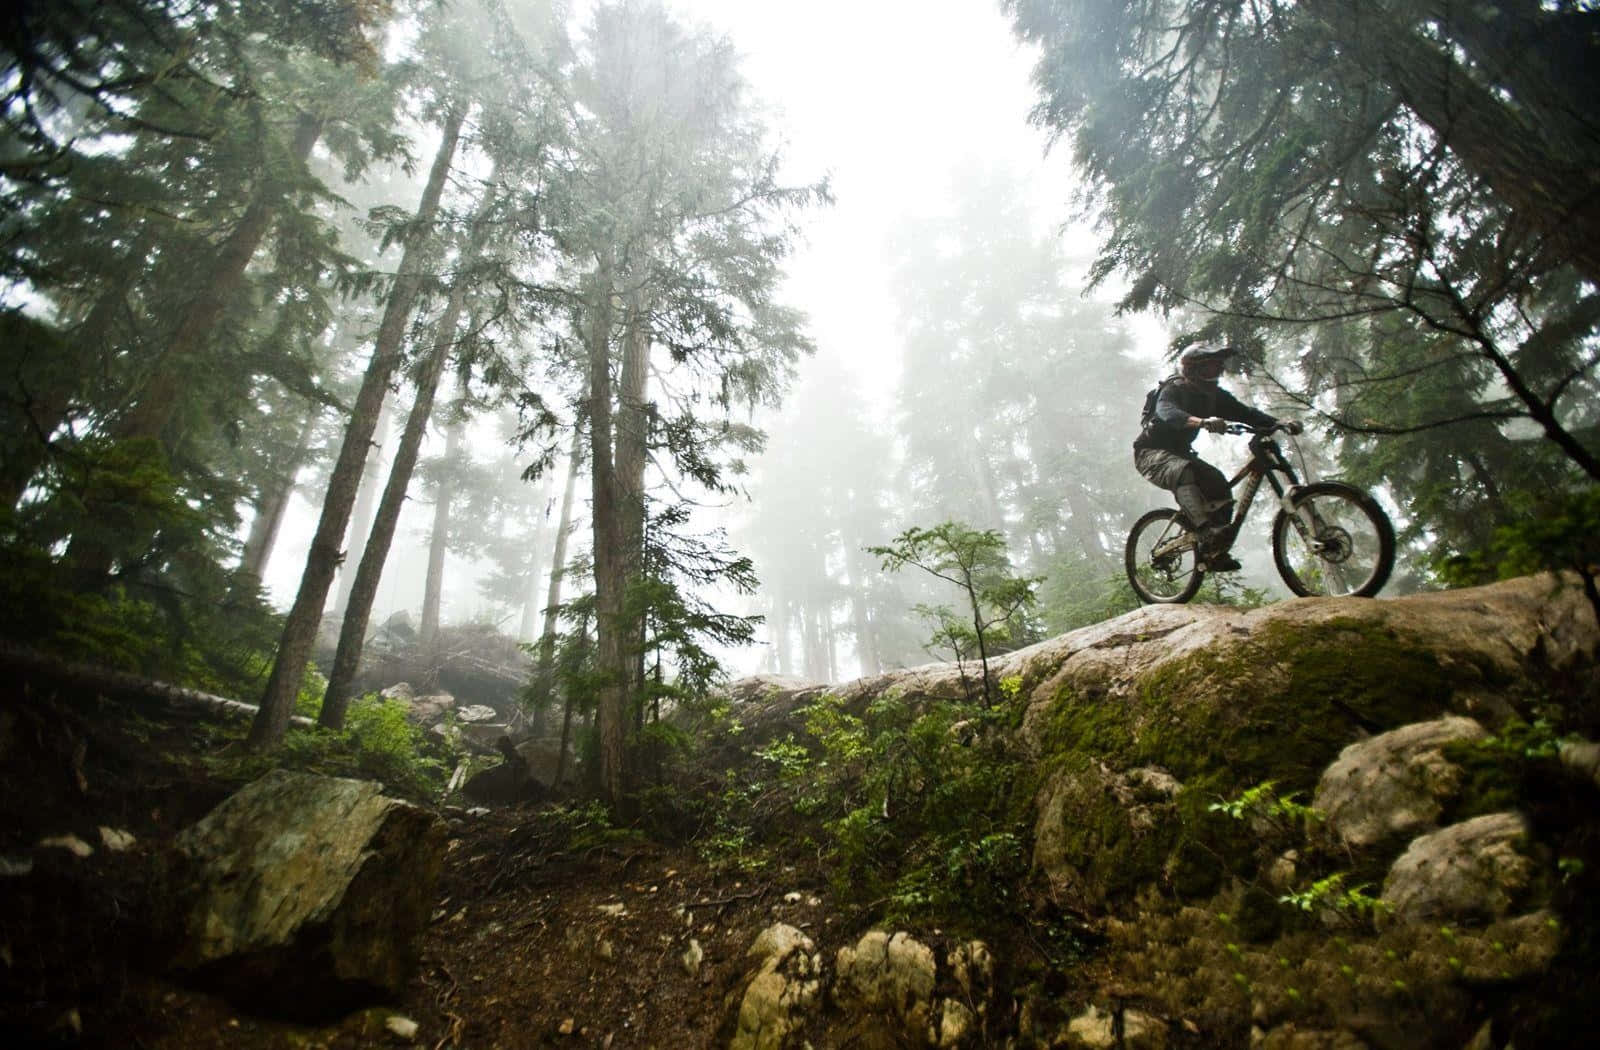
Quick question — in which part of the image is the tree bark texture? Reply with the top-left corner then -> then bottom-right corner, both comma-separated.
334,397 -> 392,617
614,288 -> 652,711
533,425 -> 584,723
421,369 -> 470,650
584,262 -> 629,808
249,105 -> 465,749
319,185 -> 490,730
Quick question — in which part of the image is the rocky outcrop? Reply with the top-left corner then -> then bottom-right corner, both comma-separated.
833,930 -> 937,1045
726,924 -> 823,1050
168,769 -> 446,1017
461,735 -> 546,806
1313,716 -> 1487,849
719,574 -> 1600,1049
1381,811 -> 1535,924
726,927 -> 993,1049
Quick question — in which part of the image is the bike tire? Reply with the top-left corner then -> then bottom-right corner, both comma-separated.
1126,507 -> 1205,604
1271,482 -> 1395,598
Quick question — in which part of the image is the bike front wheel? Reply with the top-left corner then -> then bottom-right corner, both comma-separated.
1126,507 -> 1205,604
1271,482 -> 1395,598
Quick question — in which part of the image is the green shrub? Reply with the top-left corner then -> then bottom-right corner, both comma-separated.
795,690 -> 1035,927
222,689 -> 456,802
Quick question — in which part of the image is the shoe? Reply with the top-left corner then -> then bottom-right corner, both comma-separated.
1204,551 -> 1242,572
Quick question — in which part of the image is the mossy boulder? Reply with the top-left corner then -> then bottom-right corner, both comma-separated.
168,769 -> 446,1019
1011,576 -> 1595,908
718,575 -> 1597,1047
1313,716 -> 1488,850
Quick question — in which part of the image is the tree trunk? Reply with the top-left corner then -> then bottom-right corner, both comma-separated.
966,424 -> 1006,534
249,105 -> 465,750
533,426 -> 584,720
334,397 -> 392,617
516,466 -> 558,643
614,288 -> 652,720
847,549 -> 881,676
552,607 -> 589,790
240,400 -> 320,580
802,598 -> 827,681
584,261 -> 629,808
65,113 -> 325,580
771,586 -> 792,675
825,603 -> 838,684
319,186 -> 491,730
517,463 -> 557,735
420,369 -> 470,650
117,110 -> 325,445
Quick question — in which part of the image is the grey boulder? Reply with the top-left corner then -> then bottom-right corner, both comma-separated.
168,769 -> 446,1017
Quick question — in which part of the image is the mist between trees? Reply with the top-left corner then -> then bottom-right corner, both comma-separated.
2,1 -> 1596,809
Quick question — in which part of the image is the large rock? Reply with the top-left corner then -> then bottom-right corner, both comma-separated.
726,923 -> 822,1050
169,769 -> 446,1017
1035,763 -> 1185,908
716,576 -> 1599,1046
1062,1004 -> 1169,1049
1381,811 -> 1536,924
1012,576 -> 1595,909
829,931 -> 991,1048
1313,717 -> 1487,849
833,930 -> 938,1046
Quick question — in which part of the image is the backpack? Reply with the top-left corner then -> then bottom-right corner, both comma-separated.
1140,376 -> 1178,429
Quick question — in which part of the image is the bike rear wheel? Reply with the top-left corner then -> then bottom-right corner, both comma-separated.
1126,507 -> 1205,604
1271,482 -> 1395,598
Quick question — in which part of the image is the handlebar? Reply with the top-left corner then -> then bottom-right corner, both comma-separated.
1222,422 -> 1297,436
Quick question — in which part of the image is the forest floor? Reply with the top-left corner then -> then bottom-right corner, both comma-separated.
0,677 -> 856,1050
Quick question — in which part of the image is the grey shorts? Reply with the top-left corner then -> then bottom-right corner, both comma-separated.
1134,448 -> 1230,499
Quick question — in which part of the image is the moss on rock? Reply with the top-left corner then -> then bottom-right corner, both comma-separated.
1033,619 -> 1498,908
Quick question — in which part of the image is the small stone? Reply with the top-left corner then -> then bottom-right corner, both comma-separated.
597,938 -> 615,961
784,891 -> 803,903
99,826 -> 136,852
38,834 -> 92,858
681,938 -> 704,978
558,1017 -> 575,1035
385,1015 -> 419,1040
597,902 -> 627,917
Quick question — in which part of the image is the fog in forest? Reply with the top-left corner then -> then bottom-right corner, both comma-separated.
253,0 -> 1165,681
5,0 -> 1595,738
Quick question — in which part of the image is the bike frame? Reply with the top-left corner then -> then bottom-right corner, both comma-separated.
1147,426 -> 1308,562
1215,430 -> 1305,546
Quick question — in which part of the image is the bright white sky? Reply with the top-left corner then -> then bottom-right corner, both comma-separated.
665,0 -> 1091,395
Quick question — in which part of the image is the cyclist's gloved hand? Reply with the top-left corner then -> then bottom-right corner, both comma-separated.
1202,417 -> 1228,433
1277,419 -> 1304,435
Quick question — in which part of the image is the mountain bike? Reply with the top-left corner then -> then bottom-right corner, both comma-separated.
1125,424 -> 1395,604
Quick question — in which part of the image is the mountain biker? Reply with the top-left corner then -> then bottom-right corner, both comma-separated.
1133,343 -> 1301,572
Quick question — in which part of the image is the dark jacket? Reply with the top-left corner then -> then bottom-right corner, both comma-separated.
1134,377 -> 1277,454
